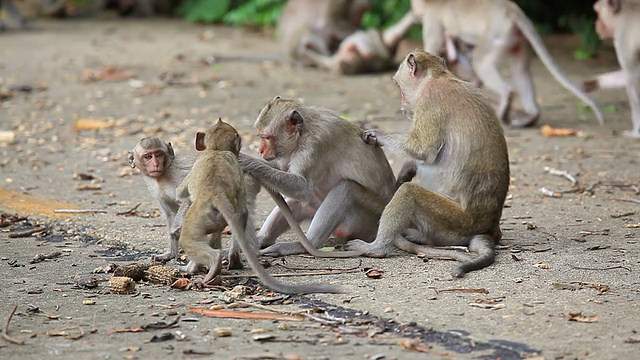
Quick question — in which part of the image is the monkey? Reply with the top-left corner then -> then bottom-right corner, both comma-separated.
176,119 -> 341,294
301,11 -> 417,75
239,96 -> 396,257
128,137 -> 194,262
0,0 -> 66,30
582,0 -> 640,138
409,0 -> 604,128
346,51 -> 510,278
128,136 -> 261,269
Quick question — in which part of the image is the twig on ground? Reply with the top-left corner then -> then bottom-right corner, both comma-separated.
219,268 -> 360,279
615,198 -> 640,204
2,305 -> 24,345
544,167 -> 578,185
569,264 -> 631,271
116,203 -> 142,216
54,209 -> 107,214
273,259 -> 362,272
8,225 -> 48,238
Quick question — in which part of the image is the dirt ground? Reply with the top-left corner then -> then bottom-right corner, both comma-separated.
0,15 -> 639,360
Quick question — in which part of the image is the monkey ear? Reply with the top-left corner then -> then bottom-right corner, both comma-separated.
127,151 -> 136,169
407,54 -> 418,77
195,132 -> 207,151
272,95 -> 281,101
233,135 -> 242,155
166,142 -> 175,158
285,110 -> 304,136
608,0 -> 621,13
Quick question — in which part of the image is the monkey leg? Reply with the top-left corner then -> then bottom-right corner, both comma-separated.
257,200 -> 315,249
623,66 -> 640,138
472,41 -> 514,124
508,43 -> 540,128
260,181 -> 383,257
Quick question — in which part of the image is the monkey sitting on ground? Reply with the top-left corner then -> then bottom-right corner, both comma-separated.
239,96 -> 396,257
347,51 -> 510,277
410,0 -> 603,128
176,119 -> 341,294
128,136 -> 260,268
582,0 -> 640,138
302,11 -> 416,75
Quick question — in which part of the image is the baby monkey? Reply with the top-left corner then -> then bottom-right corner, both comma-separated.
177,119 -> 341,294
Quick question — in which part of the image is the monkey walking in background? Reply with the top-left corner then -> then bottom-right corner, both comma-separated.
176,119 -> 341,294
239,96 -> 396,257
347,51 -> 510,277
582,0 -> 640,138
410,0 -> 604,128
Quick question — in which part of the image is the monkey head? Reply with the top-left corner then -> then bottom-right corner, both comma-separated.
254,96 -> 303,161
393,51 -> 448,118
195,118 -> 241,155
128,136 -> 175,179
594,0 -> 619,40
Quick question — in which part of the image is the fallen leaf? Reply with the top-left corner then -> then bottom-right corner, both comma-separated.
565,312 -> 598,323
364,268 -> 384,279
188,307 -> 305,321
540,125 -> 576,137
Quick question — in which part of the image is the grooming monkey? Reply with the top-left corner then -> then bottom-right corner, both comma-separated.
302,11 -> 417,75
582,0 -> 640,138
239,96 -> 396,257
128,136 -> 260,268
347,51 -> 510,277
176,119 -> 341,294
410,0 -> 604,128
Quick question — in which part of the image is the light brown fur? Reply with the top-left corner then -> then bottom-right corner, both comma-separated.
347,51 -> 510,277
177,119 -> 341,294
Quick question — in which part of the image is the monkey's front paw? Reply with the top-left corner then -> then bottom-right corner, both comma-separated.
361,130 -> 381,146
259,242 -> 306,257
151,251 -> 175,263
345,239 -> 388,258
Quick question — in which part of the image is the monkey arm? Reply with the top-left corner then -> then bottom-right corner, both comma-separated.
239,154 -> 312,201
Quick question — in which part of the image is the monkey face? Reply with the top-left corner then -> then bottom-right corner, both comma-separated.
141,149 -> 167,178
258,131 -> 277,160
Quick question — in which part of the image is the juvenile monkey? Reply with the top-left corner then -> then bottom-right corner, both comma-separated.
279,0 -> 370,64
347,51 -> 510,277
239,96 -> 396,257
128,137 -> 194,262
582,0 -> 640,138
177,119 -> 340,294
302,11 -> 417,75
410,0 -> 604,128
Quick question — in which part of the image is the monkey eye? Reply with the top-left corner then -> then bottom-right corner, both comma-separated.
143,154 -> 153,160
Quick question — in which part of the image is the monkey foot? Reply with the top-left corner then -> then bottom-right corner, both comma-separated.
509,112 -> 539,128
151,252 -> 175,263
623,130 -> 640,139
259,242 -> 306,257
225,253 -> 243,270
345,239 -> 388,258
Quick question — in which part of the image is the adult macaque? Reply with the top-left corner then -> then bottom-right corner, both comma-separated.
0,0 -> 66,30
128,137 -> 194,262
302,11 -> 416,74
278,0 -> 370,65
347,51 -> 510,277
582,0 -> 640,138
239,96 -> 396,257
176,119 -> 340,294
410,0 -> 604,128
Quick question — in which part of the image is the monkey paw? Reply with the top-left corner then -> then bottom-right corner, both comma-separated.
361,129 -> 381,146
345,239 -> 388,258
151,251 -> 175,263
259,242 -> 306,257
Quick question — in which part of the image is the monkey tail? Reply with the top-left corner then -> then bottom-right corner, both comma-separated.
218,196 -> 344,294
452,235 -> 496,278
514,14 -> 605,126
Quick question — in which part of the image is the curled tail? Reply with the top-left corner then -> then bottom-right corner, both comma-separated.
514,13 -> 604,125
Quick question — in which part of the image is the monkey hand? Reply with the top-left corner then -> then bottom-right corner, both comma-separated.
362,129 -> 383,146
582,79 -> 599,93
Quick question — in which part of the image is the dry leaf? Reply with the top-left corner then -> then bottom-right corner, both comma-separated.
540,125 -> 576,137
170,278 -> 190,290
365,268 -> 384,279
565,312 -> 599,323
74,118 -> 115,131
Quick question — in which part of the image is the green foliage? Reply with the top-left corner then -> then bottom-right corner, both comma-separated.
178,0 -> 284,26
